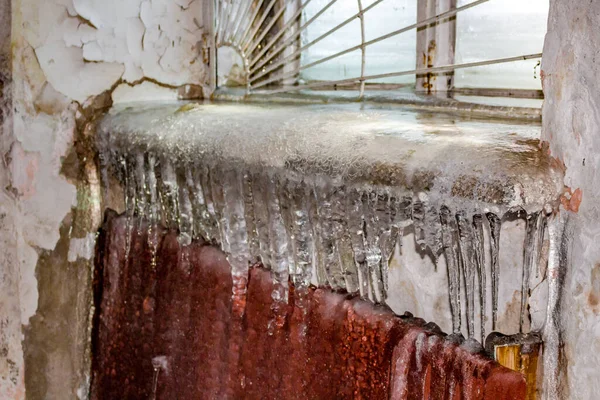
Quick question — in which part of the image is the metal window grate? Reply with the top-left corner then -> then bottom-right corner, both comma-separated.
213,0 -> 544,98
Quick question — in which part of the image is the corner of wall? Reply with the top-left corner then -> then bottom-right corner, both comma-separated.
4,0 -> 211,398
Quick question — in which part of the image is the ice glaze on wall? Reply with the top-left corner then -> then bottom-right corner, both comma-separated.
541,0 -> 600,398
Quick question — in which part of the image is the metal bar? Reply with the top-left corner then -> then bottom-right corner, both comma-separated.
245,0 -> 297,56
249,0 -> 488,85
357,0 -> 366,98
241,0 -> 279,51
249,0 -> 386,83
215,0 -> 222,40
451,87 -> 544,99
251,53 -> 543,92
249,0 -> 338,74
249,0 -> 313,67
221,0 -> 242,45
308,82 -> 412,91
282,0 -> 303,87
238,0 -> 267,48
224,0 -> 248,45
216,0 -> 231,45
204,0 -> 217,94
231,0 -> 255,44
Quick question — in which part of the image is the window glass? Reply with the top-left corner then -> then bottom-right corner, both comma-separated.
301,0 -> 417,84
363,0 -> 416,84
455,0 -> 548,89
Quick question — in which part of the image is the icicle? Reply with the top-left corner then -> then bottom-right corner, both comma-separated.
158,158 -> 180,230
177,169 -> 193,247
188,167 -> 218,242
348,189 -> 369,299
242,171 -> 260,263
146,154 -> 160,270
210,165 -> 230,253
150,363 -> 160,400
378,194 -> 397,299
266,174 -> 290,333
98,150 -> 110,208
150,356 -> 167,400
542,214 -> 565,399
288,179 -> 313,313
440,206 -> 461,334
486,212 -> 501,330
364,192 -> 384,303
251,172 -> 273,268
222,167 -> 251,318
535,209 -> 548,279
314,183 -> 346,290
520,211 -> 545,332
277,178 -> 298,280
472,214 -> 486,343
456,211 -> 476,339
392,195 -> 413,255
134,152 -> 148,224
186,168 -> 205,240
199,165 -> 220,242
308,185 -> 327,286
412,199 -> 426,251
123,154 -> 136,273
330,186 -> 358,294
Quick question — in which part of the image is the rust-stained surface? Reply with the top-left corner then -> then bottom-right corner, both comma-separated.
487,333 -> 542,400
560,186 -> 583,213
91,213 -> 526,399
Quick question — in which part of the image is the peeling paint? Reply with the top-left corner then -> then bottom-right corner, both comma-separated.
112,80 -> 179,103
4,0 -> 210,397
560,187 -> 583,213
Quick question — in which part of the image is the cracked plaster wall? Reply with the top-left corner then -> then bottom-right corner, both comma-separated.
541,0 -> 600,398
1,0 -> 209,398
1,0 -> 25,398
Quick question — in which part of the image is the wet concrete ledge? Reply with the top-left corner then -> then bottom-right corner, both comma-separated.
91,213 -> 526,399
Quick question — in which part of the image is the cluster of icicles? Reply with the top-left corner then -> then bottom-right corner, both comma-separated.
104,151 -> 550,344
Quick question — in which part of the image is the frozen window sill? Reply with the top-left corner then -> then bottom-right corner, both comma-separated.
99,100 -> 561,216
97,100 -> 563,341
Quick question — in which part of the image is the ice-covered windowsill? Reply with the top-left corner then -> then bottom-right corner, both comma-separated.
99,100 -> 561,216
97,100 -> 563,339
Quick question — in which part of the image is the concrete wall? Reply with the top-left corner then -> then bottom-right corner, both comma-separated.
541,1 -> 600,398
0,0 -> 210,398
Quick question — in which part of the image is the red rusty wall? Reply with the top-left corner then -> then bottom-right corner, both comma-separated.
91,212 -> 526,399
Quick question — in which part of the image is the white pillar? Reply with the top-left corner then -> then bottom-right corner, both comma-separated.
415,0 -> 457,94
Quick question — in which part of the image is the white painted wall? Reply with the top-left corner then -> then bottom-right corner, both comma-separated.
542,1 -> 600,398
1,0 -> 209,397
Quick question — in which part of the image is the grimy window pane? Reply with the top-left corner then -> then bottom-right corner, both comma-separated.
300,0 -> 417,84
455,0 -> 548,89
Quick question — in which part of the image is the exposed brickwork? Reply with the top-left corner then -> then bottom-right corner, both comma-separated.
91,213 -> 526,399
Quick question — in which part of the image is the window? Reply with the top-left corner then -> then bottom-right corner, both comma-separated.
213,0 -> 547,105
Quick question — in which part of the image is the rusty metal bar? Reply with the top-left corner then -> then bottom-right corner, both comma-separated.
252,53 -> 542,93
